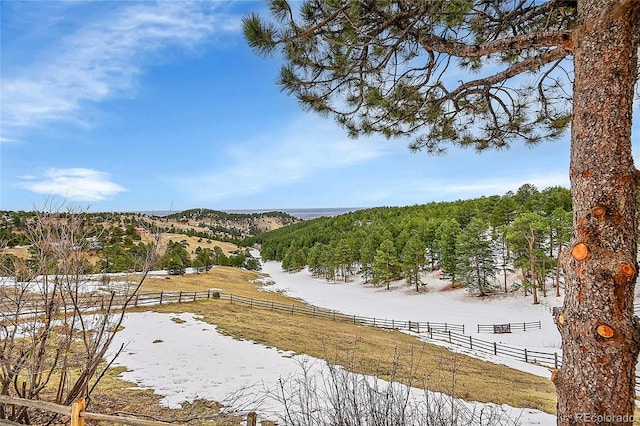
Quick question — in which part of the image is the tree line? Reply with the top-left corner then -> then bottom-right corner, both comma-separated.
0,210 -> 261,277
248,184 -> 572,302
159,239 -> 260,275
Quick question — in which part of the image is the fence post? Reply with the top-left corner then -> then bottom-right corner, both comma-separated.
291,305 -> 295,314
477,324 -> 480,333
159,292 -> 163,304
469,335 -> 473,350
271,301 -> 275,310
313,306 -> 316,317
247,412 -> 257,426
193,292 -> 197,302
71,397 -> 85,426
134,294 -> 139,307
524,322 -> 526,331
409,320 -> 412,331
207,289 -> 210,299
333,311 -> 336,321
230,294 -> 233,303
353,314 -> 356,324
493,342 -> 497,355
524,348 -> 528,363
462,324 -> 464,333
554,352 -> 558,369
178,291 -> 182,303
416,322 -> 420,333
448,330 -> 452,343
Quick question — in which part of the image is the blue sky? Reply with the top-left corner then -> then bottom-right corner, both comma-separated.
1,1 -> 636,213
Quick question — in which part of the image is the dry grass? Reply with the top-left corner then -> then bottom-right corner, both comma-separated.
125,268 -> 559,414
89,367 -> 251,425
146,299 -> 557,414
156,234 -> 238,256
5,266 -> 559,419
139,267 -> 302,307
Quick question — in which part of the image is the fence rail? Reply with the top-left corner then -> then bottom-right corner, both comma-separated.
4,288 -> 640,395
129,290 -> 640,395
1,289 -> 466,334
476,321 -> 541,333
424,328 -> 640,394
0,395 -> 178,426
426,328 -> 562,368
0,395 -> 260,426
221,292 -> 465,333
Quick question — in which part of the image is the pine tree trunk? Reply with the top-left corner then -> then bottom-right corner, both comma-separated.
556,244 -> 562,297
555,1 -> 640,424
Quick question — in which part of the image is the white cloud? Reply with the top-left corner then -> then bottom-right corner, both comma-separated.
438,173 -> 570,196
377,172 -> 570,204
179,114 -> 391,203
20,168 -> 126,202
1,1 -> 235,136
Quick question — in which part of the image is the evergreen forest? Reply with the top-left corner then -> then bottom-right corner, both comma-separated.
248,184 -> 572,301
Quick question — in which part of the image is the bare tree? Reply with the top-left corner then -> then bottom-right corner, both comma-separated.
0,206 -> 161,423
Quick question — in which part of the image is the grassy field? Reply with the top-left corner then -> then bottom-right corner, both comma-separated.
117,266 -> 558,415
155,234 -> 238,256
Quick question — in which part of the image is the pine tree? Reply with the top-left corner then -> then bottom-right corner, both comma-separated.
435,218 -> 461,286
402,232 -> 427,292
456,218 -> 497,296
246,3 -> 640,415
507,212 -> 551,304
333,239 -> 353,281
373,239 -> 398,290
549,208 -> 572,297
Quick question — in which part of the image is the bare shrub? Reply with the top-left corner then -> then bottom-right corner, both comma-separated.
0,206 -> 161,423
268,349 -> 521,426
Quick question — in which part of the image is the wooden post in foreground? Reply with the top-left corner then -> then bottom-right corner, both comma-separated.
71,398 -> 85,426
247,412 -> 257,426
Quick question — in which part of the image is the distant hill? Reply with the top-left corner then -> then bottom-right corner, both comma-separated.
165,209 -> 299,240
0,208 -> 299,275
0,209 -> 299,250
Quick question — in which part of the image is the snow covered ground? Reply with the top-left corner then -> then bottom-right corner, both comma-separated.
106,259 -> 568,424
111,311 -> 556,425
260,261 -> 563,351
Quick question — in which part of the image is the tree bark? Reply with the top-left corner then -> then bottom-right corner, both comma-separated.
556,244 -> 563,297
555,1 -> 640,424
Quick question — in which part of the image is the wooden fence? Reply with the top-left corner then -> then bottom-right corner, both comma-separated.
4,289 -> 640,395
132,291 -> 640,396
1,289 -> 466,334
221,292 -> 465,333
0,395 -> 259,426
476,321 -> 542,333
426,328 -> 562,368
423,328 -> 640,394
0,395 -> 175,426
113,290 -> 640,394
